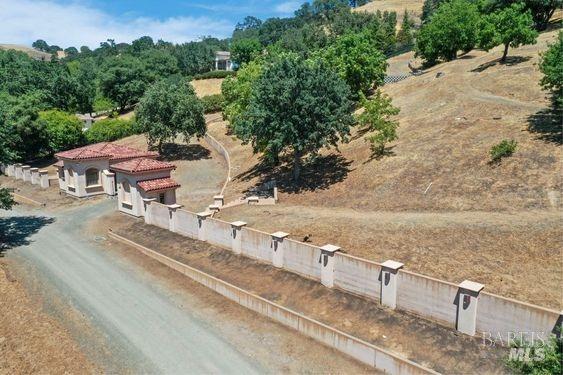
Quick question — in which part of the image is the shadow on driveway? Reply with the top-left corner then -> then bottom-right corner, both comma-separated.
0,216 -> 55,255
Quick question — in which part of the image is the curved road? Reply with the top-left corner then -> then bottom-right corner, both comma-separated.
2,201 -> 264,373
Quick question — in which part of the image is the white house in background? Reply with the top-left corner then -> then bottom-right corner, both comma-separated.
111,158 -> 180,217
54,142 -> 159,198
214,51 -> 232,71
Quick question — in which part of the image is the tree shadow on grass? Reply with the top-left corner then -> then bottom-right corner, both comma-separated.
471,56 -> 532,73
159,143 -> 211,162
0,216 -> 55,255
236,153 -> 354,194
527,103 -> 562,145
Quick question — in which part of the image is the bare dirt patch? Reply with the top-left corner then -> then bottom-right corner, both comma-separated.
100,211 -> 508,374
0,258 -> 97,374
191,78 -> 224,98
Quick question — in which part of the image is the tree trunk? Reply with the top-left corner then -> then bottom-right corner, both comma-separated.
292,150 -> 302,183
501,43 -> 509,62
158,140 -> 163,154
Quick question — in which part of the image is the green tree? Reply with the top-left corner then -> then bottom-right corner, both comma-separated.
539,31 -> 563,107
73,58 -> 97,114
0,188 -> 15,210
416,0 -> 480,64
320,31 -> 387,96
356,91 -> 400,155
32,39 -> 50,52
230,38 -> 262,65
99,56 -> 147,110
397,10 -> 415,46
236,56 -> 354,181
136,79 -> 206,152
39,110 -> 85,153
1,92 -> 49,161
221,59 -> 263,130
478,2 -> 538,62
131,36 -> 154,54
140,49 -> 179,82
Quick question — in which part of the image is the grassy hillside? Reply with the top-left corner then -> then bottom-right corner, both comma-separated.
0,44 -> 51,60
208,29 -> 562,309
355,0 -> 424,24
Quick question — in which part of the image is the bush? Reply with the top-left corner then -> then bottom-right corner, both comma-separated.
92,95 -> 116,113
490,139 -> 517,162
192,70 -> 236,80
506,334 -> 562,374
39,110 -> 85,153
201,94 -> 224,113
85,118 -> 140,143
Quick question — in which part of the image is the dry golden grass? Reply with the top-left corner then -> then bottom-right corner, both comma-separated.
355,0 -> 424,24
207,29 -> 563,309
191,78 -> 224,98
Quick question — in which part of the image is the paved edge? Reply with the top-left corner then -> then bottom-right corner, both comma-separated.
107,230 -> 439,375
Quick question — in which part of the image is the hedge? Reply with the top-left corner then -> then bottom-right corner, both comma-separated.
201,94 -> 224,113
85,118 -> 142,143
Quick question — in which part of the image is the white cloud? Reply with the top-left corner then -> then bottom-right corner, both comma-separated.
274,1 -> 301,14
0,0 -> 234,48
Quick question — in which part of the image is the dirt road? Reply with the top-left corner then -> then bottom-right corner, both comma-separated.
1,200 -> 371,373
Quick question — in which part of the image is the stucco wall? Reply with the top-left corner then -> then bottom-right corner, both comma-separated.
240,228 -> 273,263
137,205 -> 561,342
396,271 -> 458,327
151,202 -> 170,230
206,218 -> 233,249
108,231 -> 435,375
176,209 -> 198,238
334,254 -> 381,301
476,292 -> 560,340
283,239 -> 322,280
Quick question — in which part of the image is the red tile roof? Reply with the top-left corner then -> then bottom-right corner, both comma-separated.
55,142 -> 158,161
111,158 -> 176,173
138,177 -> 180,192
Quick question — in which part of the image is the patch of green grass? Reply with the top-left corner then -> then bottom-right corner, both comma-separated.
490,139 -> 517,162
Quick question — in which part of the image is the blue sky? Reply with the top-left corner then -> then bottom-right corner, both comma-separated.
0,0 -> 304,48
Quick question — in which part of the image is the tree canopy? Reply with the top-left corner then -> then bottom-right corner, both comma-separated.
235,56 -> 354,181
416,0 -> 480,64
540,31 -> 563,107
136,79 -> 206,152
478,2 -> 538,61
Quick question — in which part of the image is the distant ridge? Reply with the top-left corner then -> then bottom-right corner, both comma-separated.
0,44 -> 52,61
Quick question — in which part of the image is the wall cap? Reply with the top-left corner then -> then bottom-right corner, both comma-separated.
39,169 -> 49,174
30,167 -> 39,172
271,231 -> 289,239
213,195 -> 224,199
320,244 -> 341,253
231,221 -> 247,228
142,198 -> 157,203
167,204 -> 183,210
381,260 -> 404,271
197,211 -> 213,218
21,165 -> 31,169
459,280 -> 485,293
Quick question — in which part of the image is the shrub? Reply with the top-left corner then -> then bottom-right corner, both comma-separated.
192,70 -> 236,80
85,118 -> 140,143
201,94 -> 224,113
92,95 -> 116,113
39,110 -> 85,153
490,139 -> 517,162
506,334 -> 562,374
